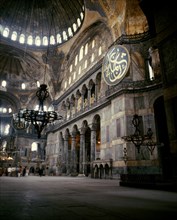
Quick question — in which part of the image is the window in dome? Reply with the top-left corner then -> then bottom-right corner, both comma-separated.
11,31 -> 17,41
21,83 -> 26,90
80,12 -> 84,20
35,36 -> 41,46
3,27 -> 9,37
9,108 -> 12,113
56,34 -> 61,44
64,81 -> 67,89
2,80 -> 6,87
43,36 -> 48,46
19,34 -> 25,44
27,35 -> 33,45
68,27 -> 73,37
63,31 -> 68,41
73,23 -> 77,32
50,35 -> 55,45
3,108 -> 7,113
77,18 -> 81,27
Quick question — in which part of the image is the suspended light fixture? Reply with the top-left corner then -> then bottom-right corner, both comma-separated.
143,128 -> 156,155
122,114 -> 144,153
13,84 -> 62,138
122,82 -> 156,154
12,6 -> 63,138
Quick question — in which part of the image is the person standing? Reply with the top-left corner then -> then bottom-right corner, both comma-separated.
7,165 -> 12,176
38,167 -> 43,177
22,166 -> 26,177
18,166 -> 22,177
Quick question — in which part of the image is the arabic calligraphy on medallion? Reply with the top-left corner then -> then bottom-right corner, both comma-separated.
102,45 -> 130,86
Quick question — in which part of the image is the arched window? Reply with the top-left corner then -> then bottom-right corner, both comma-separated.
85,43 -> 88,55
73,72 -> 76,80
98,46 -> 102,56
27,35 -> 33,45
77,18 -> 81,27
21,83 -> 26,90
78,66 -> 81,75
79,46 -> 84,61
148,61 -> 154,80
19,34 -> 25,44
11,31 -> 17,41
91,53 -> 95,62
2,80 -> 6,87
4,124 -> 10,135
75,55 -> 78,66
37,81 -> 40,87
80,12 -> 84,20
70,65 -> 73,73
50,35 -> 55,45
3,108 -> 7,113
31,142 -> 38,151
92,40 -> 95,48
63,31 -> 68,41
68,27 -> 73,37
43,36 -> 48,46
69,76 -> 71,84
57,34 -> 62,44
73,23 -> 77,32
3,27 -> 9,37
84,60 -> 88,69
35,36 -> 41,46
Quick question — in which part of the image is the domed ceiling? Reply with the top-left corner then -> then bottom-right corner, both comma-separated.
0,0 -> 85,47
0,0 -> 85,93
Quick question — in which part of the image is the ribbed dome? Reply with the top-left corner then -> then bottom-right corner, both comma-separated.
0,0 -> 85,47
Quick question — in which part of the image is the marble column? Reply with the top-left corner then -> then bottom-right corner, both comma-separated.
88,88 -> 91,107
71,132 -> 77,173
75,97 -> 78,115
59,133 -> 64,174
79,129 -> 85,175
64,134 -> 69,174
91,124 -> 97,177
95,83 -> 98,102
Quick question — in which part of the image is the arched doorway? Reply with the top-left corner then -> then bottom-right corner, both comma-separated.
154,96 -> 172,178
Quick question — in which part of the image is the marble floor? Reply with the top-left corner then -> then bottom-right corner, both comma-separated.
0,175 -> 177,220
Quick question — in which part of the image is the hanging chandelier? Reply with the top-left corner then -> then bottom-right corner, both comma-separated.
13,84 -> 62,138
122,114 -> 144,153
122,114 -> 156,154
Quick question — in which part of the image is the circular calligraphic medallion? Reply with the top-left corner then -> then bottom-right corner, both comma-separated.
102,45 -> 130,86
